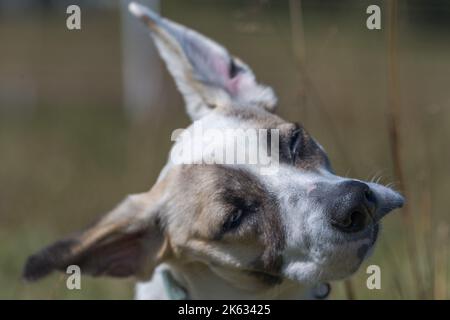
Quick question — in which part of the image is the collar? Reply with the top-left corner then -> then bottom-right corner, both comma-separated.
160,269 -> 189,300
313,282 -> 331,299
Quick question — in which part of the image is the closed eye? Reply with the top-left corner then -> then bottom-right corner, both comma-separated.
222,198 -> 258,233
223,209 -> 244,232
289,129 -> 302,163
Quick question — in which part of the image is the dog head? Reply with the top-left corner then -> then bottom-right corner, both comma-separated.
23,3 -> 404,292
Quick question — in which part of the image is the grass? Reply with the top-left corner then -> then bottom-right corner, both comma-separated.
0,0 -> 449,299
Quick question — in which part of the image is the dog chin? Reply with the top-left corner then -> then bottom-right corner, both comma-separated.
284,238 -> 380,284
328,224 -> 381,280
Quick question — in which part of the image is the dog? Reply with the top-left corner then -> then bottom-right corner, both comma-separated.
22,2 -> 404,300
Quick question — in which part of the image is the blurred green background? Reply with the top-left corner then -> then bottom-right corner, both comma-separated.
0,0 -> 449,299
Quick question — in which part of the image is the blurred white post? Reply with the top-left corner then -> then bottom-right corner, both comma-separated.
120,0 -> 162,121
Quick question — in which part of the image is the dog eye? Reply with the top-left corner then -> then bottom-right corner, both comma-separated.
223,209 -> 244,232
289,129 -> 302,162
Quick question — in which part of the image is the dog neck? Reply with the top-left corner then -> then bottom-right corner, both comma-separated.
135,263 -> 325,300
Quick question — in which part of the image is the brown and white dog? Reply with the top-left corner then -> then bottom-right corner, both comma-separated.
23,2 -> 404,299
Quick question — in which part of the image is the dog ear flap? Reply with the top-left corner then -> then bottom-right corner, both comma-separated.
23,179 -> 172,282
128,2 -> 277,120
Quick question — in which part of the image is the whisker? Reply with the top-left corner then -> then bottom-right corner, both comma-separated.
369,170 -> 383,183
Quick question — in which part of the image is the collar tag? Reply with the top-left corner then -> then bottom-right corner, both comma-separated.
313,283 -> 331,299
161,269 -> 189,300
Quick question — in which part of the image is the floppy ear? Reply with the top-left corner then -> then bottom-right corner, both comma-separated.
23,179 -> 172,282
128,2 -> 277,120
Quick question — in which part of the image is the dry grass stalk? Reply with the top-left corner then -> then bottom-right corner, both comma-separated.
288,0 -> 357,299
386,0 -> 425,298
288,0 -> 354,169
434,224 -> 448,299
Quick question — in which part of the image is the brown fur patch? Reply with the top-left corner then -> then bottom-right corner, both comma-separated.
221,107 -> 331,171
166,165 -> 286,286
207,166 -> 285,282
278,123 -> 331,170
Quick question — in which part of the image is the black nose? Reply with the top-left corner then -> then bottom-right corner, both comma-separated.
330,181 -> 377,233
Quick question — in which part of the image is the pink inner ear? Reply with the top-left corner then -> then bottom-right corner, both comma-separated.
210,56 -> 244,96
207,54 -> 244,96
182,29 -> 252,97
211,56 -> 229,81
228,76 -> 243,96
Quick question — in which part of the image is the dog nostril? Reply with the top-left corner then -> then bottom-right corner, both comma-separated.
363,188 -> 378,215
349,210 -> 368,231
331,181 -> 375,233
364,189 -> 376,205
332,210 -> 368,233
